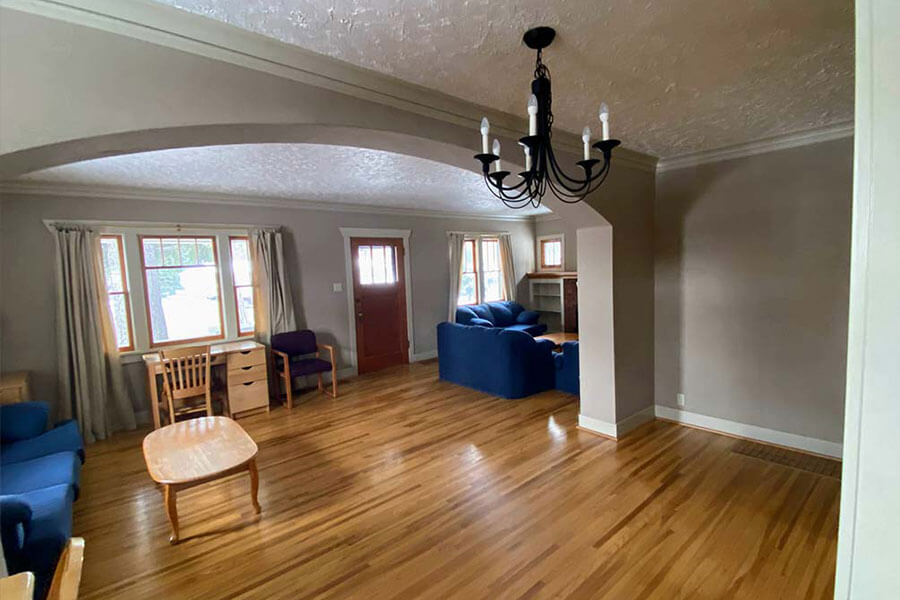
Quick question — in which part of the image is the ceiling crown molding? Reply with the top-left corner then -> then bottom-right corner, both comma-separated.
0,180 -> 543,222
656,121 -> 854,173
1,0 -> 658,173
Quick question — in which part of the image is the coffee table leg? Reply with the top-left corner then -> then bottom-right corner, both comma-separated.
248,459 -> 261,514
164,485 -> 179,544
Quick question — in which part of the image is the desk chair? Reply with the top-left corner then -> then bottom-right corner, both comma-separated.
47,537 -> 85,600
160,346 -> 227,423
271,331 -> 337,409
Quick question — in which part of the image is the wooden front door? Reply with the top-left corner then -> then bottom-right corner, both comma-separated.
351,237 -> 409,374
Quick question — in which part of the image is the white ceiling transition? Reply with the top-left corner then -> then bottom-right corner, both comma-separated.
20,144 -> 549,217
151,0 -> 854,158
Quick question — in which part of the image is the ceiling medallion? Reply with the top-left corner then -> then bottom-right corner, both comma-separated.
475,27 -> 620,209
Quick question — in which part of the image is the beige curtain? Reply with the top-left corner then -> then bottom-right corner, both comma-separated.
498,233 -> 518,302
250,227 -> 297,344
447,232 -> 466,321
54,225 -> 135,443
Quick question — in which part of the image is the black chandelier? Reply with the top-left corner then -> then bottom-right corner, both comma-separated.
475,27 -> 620,209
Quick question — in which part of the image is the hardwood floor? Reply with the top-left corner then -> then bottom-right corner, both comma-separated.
75,361 -> 839,599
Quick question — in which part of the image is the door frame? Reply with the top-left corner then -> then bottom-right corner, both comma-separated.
339,228 -> 414,373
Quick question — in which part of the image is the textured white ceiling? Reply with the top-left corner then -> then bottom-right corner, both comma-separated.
20,143 -> 549,216
151,0 -> 854,157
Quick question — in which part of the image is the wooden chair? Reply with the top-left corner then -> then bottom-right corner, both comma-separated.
270,331 -> 337,409
160,345 -> 227,423
47,537 -> 85,600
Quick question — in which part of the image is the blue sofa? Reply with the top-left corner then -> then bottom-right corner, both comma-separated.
1,402 -> 84,600
455,301 -> 548,336
554,341 -> 580,396
438,322 -> 556,398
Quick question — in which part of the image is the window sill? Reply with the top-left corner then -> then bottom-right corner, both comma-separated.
118,336 -> 256,364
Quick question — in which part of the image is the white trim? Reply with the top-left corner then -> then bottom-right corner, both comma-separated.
339,228 -> 415,367
411,350 -> 438,362
8,182 -> 538,223
616,406 -> 656,437
577,414 -> 618,439
534,213 -> 563,223
653,405 -> 842,459
657,122 -> 854,172
0,0 -> 657,173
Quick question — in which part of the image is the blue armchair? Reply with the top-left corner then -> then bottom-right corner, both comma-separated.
437,322 -> 556,398
1,402 -> 84,600
455,301 -> 547,336
554,341 -> 580,395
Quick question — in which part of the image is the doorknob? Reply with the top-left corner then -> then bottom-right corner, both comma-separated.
357,312 -> 363,318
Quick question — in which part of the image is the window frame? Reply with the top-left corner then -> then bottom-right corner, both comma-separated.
228,236 -> 255,337
537,234 -> 565,271
138,234 -> 227,348
457,236 -> 508,306
100,235 -> 135,352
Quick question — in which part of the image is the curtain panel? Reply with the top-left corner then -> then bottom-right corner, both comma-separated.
249,227 -> 297,344
498,233 -> 518,302
53,225 -> 135,443
447,232 -> 466,322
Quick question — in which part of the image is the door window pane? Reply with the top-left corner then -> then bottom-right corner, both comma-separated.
357,244 -> 397,286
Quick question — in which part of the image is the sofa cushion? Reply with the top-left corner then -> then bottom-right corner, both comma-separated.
0,451 -> 81,498
504,323 -> 548,336
516,310 -> 540,325
0,402 -> 49,444
455,306 -> 478,325
488,302 -> 516,326
469,318 -> 493,327
468,304 -> 495,324
1,484 -> 74,600
1,420 -> 85,466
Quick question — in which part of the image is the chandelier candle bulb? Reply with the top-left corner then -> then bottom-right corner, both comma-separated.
480,117 -> 490,153
582,126 -> 592,160
527,94 -> 539,136
492,139 -> 501,172
524,145 -> 532,171
599,103 -> 610,141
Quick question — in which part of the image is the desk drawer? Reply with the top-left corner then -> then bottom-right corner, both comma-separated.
228,363 -> 268,385
226,347 -> 265,369
228,379 -> 269,414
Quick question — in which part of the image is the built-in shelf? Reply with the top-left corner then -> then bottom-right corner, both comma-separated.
526,272 -> 578,332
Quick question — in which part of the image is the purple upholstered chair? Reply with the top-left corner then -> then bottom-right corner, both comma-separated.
270,330 -> 337,408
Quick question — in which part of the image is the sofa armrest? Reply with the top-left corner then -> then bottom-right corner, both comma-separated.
534,338 -> 556,355
469,318 -> 493,328
0,497 -> 33,553
516,310 -> 540,325
0,402 -> 49,444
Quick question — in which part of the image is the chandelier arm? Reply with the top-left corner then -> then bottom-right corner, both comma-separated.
545,144 -> 594,189
484,173 -> 535,203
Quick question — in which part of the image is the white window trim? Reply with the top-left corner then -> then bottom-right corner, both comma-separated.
537,233 -> 565,272
460,233 -> 507,304
44,220 -> 263,363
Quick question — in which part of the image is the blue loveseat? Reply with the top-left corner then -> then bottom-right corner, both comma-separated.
438,322 -> 556,398
455,301 -> 548,337
554,341 -> 580,396
1,402 -> 84,600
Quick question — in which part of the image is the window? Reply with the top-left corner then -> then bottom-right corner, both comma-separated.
539,235 -> 564,271
459,239 -> 478,305
229,237 -> 255,336
357,243 -> 398,285
140,236 -> 224,346
457,237 -> 506,305
100,236 -> 134,351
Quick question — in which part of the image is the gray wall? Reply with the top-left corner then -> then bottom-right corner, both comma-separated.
654,137 -> 852,444
0,193 -> 535,419
535,217 -> 578,271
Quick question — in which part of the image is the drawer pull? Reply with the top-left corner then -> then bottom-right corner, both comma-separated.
243,381 -> 254,386
240,350 -> 251,355
241,366 -> 252,370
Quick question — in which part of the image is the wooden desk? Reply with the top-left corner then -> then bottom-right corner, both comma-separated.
142,416 -> 260,544
143,340 -> 269,429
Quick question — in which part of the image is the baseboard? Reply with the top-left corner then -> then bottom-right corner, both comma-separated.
653,405 -> 842,459
411,350 -> 438,362
577,414 -> 618,439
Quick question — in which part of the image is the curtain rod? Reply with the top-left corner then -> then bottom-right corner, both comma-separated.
42,219 -> 280,233
445,230 -> 511,236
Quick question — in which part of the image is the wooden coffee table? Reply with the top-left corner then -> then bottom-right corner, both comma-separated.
142,416 -> 261,544
536,332 -> 579,350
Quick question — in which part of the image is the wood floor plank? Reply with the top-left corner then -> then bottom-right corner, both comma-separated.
73,362 -> 838,599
